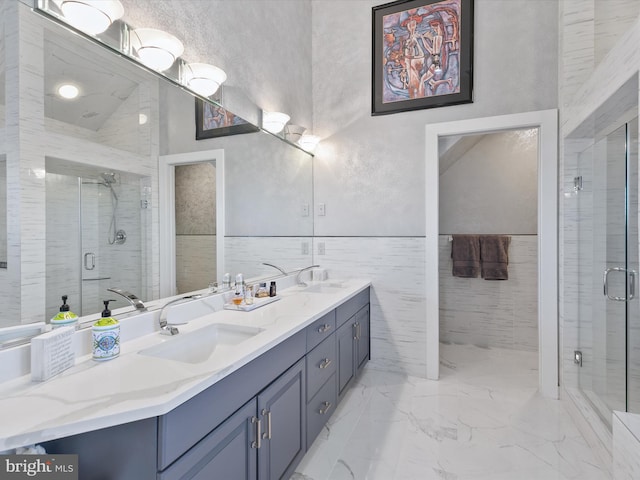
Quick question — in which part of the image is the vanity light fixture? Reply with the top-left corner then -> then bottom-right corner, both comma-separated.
284,124 -> 306,143
52,0 -> 124,35
262,111 -> 290,134
298,134 -> 321,152
183,63 -> 227,97
138,113 -> 148,125
57,83 -> 80,99
130,28 -> 184,72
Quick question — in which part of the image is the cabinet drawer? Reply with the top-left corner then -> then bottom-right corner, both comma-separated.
306,334 -> 336,400
336,288 -> 369,328
306,374 -> 337,449
306,310 -> 336,351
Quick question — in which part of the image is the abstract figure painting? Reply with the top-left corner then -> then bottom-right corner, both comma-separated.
372,0 -> 473,115
195,98 -> 259,140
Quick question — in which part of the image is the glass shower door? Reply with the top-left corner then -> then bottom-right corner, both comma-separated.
580,118 -> 639,424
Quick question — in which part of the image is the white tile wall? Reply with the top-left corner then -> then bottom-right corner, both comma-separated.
439,235 -> 538,351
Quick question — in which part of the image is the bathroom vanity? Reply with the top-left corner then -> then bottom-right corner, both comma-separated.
0,279 -> 370,480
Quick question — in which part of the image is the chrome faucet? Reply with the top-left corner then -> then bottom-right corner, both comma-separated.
262,263 -> 288,275
158,294 -> 202,336
296,265 -> 320,287
107,288 -> 146,311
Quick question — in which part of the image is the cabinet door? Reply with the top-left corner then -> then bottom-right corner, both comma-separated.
337,318 -> 356,400
159,399 -> 257,480
258,358 -> 306,480
356,305 -> 370,374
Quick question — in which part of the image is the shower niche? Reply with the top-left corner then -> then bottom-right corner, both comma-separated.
45,158 -> 151,318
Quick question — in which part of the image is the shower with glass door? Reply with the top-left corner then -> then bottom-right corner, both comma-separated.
573,117 -> 640,426
45,167 -> 144,318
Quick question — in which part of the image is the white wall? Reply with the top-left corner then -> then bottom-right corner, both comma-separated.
439,130 -> 538,235
119,0 -> 313,130
311,0 -> 558,376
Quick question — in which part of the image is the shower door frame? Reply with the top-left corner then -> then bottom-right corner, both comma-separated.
425,109 -> 559,399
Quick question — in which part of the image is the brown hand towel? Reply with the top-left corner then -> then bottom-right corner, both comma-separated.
451,235 -> 481,278
480,235 -> 511,280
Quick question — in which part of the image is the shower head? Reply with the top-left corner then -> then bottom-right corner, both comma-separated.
100,172 -> 118,184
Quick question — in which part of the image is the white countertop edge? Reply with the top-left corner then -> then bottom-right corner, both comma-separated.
0,279 -> 371,451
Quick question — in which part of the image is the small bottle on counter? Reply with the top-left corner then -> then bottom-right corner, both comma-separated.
269,281 -> 277,297
244,284 -> 254,305
222,273 -> 231,290
92,300 -> 120,361
50,295 -> 78,329
256,283 -> 268,298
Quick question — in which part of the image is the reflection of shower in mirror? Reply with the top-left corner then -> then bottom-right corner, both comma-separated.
96,172 -> 126,245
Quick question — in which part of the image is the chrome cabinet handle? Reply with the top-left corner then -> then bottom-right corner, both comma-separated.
357,322 -> 362,340
352,322 -> 358,340
319,401 -> 332,415
319,358 -> 332,369
317,323 -> 332,333
630,270 -> 637,300
261,409 -> 272,440
84,252 -> 96,271
251,417 -> 262,449
604,267 -> 630,301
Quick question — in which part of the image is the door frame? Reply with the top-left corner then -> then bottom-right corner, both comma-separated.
425,109 -> 559,398
159,149 -> 225,297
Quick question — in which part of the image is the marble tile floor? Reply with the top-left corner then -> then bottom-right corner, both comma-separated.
293,343 -> 611,480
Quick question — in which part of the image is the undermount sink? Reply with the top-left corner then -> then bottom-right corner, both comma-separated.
303,283 -> 345,294
139,323 -> 264,364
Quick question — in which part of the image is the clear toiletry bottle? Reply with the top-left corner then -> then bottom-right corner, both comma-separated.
92,300 -> 120,361
244,284 -> 254,305
51,295 -> 78,329
222,273 -> 231,291
235,273 -> 244,296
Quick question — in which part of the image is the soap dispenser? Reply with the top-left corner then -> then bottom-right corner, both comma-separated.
92,300 -> 120,361
50,295 -> 78,329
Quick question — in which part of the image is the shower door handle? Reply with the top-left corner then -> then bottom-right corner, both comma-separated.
84,253 -> 96,271
603,267 -> 632,301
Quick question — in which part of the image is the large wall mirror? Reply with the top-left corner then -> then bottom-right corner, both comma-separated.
1,2 -> 313,327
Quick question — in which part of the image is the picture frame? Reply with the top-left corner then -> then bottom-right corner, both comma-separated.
372,0 -> 474,116
195,98 -> 260,140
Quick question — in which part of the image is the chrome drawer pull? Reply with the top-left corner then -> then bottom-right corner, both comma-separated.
251,417 -> 262,449
319,401 -> 332,415
319,358 -> 332,369
262,409 -> 272,440
317,323 -> 332,333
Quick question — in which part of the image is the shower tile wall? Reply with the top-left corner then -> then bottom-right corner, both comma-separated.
438,235 -> 538,351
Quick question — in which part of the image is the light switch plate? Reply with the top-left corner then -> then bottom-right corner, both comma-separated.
302,203 -> 309,217
318,203 -> 326,216
318,242 -> 325,255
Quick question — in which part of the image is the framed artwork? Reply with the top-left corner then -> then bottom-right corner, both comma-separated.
372,0 -> 474,115
195,98 -> 259,140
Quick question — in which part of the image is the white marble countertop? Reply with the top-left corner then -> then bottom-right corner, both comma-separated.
0,278 -> 370,452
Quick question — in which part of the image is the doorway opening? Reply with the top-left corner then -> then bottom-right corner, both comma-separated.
425,110 -> 558,398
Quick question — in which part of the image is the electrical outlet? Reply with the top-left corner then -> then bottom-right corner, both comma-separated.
318,203 -> 326,216
302,203 -> 309,217
318,242 -> 325,255
301,241 -> 309,255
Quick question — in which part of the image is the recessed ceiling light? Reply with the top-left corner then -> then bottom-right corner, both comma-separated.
139,113 -> 148,125
57,84 -> 79,99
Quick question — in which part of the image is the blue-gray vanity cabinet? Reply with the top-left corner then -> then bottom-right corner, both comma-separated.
158,399 -> 258,480
257,358 -> 306,480
336,292 -> 370,402
161,358 -> 306,480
